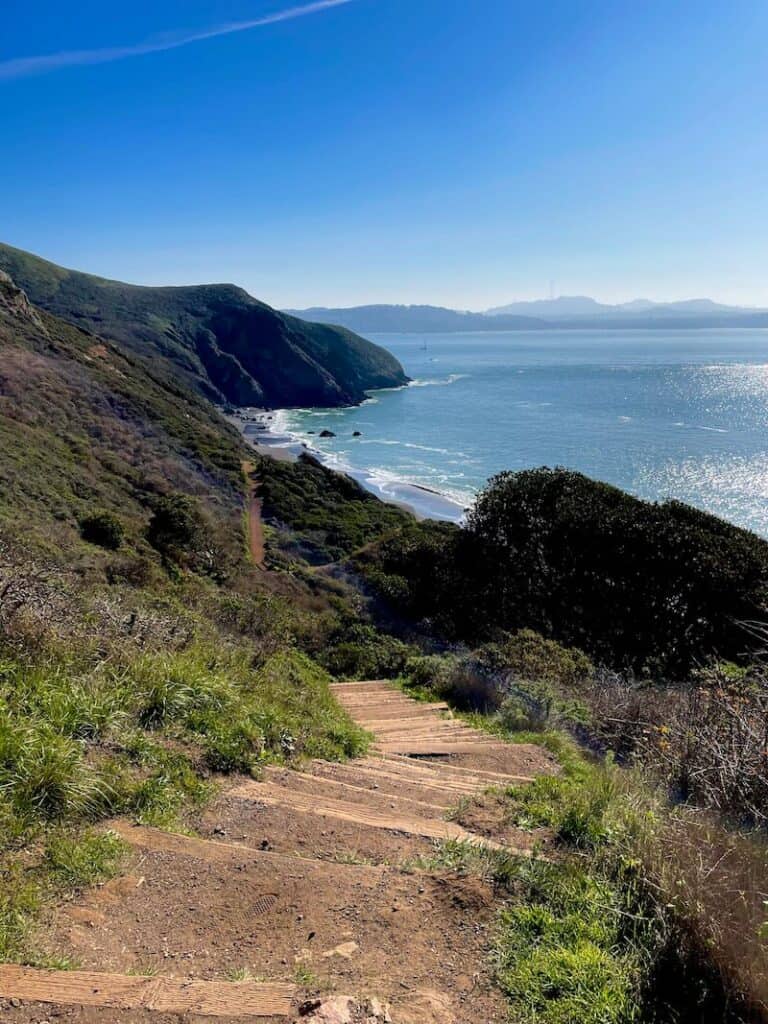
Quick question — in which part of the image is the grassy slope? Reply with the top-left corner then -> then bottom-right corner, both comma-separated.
257,451 -> 412,565
0,276 -> 244,541
0,273 -> 370,963
0,242 -> 408,409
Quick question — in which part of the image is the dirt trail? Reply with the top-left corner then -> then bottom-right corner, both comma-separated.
1,681 -> 556,1024
242,461 -> 265,568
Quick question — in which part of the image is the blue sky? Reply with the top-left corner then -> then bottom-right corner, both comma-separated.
2,1 -> 767,309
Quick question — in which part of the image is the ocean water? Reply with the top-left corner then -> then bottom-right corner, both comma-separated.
272,330 -> 768,534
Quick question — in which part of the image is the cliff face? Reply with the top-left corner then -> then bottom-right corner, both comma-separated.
0,244 -> 409,408
0,270 -> 46,331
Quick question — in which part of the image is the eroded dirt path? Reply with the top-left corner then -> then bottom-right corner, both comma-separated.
0,682 -> 556,1024
242,461 -> 265,568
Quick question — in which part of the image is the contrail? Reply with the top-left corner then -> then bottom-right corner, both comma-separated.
0,0 -> 355,80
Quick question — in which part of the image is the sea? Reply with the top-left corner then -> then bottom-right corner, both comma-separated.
262,329 -> 768,535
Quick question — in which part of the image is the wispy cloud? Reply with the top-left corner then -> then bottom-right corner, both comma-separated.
0,0 -> 355,81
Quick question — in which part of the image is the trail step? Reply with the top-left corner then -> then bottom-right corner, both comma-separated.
0,965 -> 295,1018
375,740 -> 511,755
360,754 -> 534,785
315,760 -> 489,796
228,781 -> 521,852
263,767 -> 447,813
110,821 -> 383,874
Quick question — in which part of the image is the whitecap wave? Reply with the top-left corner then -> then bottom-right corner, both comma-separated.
408,373 -> 469,387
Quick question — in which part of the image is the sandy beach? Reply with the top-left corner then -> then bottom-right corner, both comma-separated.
225,407 -> 466,522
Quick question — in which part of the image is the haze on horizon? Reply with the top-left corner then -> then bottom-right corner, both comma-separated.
2,0 -> 767,311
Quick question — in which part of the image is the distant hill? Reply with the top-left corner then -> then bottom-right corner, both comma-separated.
285,304 -> 547,334
486,295 -> 612,317
0,243 -> 408,409
487,295 -> 759,319
289,297 -> 768,333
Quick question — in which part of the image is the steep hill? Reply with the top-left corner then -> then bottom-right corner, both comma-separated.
0,267 -> 246,546
0,243 -> 408,409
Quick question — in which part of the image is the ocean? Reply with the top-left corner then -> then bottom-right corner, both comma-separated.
266,329 -> 768,535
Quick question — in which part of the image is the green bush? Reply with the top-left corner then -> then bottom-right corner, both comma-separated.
79,511 -> 125,550
477,630 -> 593,688
258,453 -> 411,564
43,829 -> 127,890
467,469 -> 768,675
1,720 -> 110,821
321,624 -> 414,680
359,469 -> 768,676
402,654 -> 457,695
147,494 -> 205,560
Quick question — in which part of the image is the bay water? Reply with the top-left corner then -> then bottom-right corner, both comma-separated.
273,330 -> 768,535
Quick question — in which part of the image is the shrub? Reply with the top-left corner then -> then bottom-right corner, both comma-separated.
257,453 -> 411,564
2,722 -> 110,820
43,829 -> 127,890
147,494 -> 204,560
495,862 -> 642,1024
479,630 -> 593,688
467,468 -> 768,676
402,654 -> 457,695
360,470 -> 768,676
79,511 -> 125,550
321,624 -> 414,680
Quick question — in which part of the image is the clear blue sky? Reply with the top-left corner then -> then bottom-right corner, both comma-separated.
2,1 -> 767,309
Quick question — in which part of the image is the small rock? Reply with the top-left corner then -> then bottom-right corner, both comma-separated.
321,940 -> 359,960
365,998 -> 392,1022
319,429 -> 336,438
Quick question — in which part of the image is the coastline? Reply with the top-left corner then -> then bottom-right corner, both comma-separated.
225,407 -> 468,523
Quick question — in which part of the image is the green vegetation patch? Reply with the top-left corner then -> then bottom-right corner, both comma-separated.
258,453 -> 411,564
495,861 -> 643,1024
357,469 -> 768,676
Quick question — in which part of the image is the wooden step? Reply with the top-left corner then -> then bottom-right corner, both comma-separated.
261,767 -> 448,814
309,760 -> 483,797
367,721 -> 474,737
353,704 -> 451,722
228,781 -> 517,852
375,740 -> 511,755
355,713 -> 453,728
0,965 -> 295,1018
370,753 -> 535,785
110,822 -> 381,875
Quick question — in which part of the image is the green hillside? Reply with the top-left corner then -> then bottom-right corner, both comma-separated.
0,243 -> 408,409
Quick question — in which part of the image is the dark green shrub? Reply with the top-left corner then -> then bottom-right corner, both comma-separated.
258,453 -> 411,564
79,511 -> 125,550
477,630 -> 593,688
147,494 -> 203,557
321,624 -> 414,679
468,468 -> 768,675
403,654 -> 457,695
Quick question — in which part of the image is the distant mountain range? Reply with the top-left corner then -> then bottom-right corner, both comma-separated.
289,297 -> 768,334
288,305 -> 545,334
485,295 -> 751,318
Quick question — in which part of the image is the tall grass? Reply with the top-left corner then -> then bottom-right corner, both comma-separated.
0,642 -> 367,849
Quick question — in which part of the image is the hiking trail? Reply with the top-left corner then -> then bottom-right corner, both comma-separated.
0,681 -> 556,1024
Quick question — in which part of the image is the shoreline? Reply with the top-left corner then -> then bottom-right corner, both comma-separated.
225,407 -> 468,523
